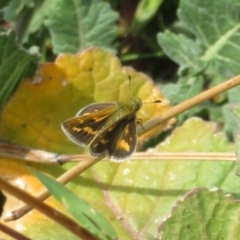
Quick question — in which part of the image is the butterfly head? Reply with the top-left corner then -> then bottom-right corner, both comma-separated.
130,96 -> 142,112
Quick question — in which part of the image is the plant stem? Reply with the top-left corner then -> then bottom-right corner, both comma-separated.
0,178 -> 99,240
4,157 -> 102,221
139,75 -> 240,135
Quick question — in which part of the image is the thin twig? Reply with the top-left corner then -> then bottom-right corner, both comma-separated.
0,142 -> 58,164
0,221 -> 31,240
4,156 -> 102,221
0,142 -> 236,164
139,75 -> 240,135
60,152 -> 236,162
0,177 -> 100,240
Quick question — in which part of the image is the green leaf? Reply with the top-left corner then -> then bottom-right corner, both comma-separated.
231,104 -> 240,175
159,188 -> 240,240
158,0 -> 240,128
157,31 -> 202,71
130,0 -> 164,35
162,83 -> 182,104
222,86 -> 240,135
178,0 -> 240,63
0,31 -> 39,108
23,1 -> 53,40
45,0 -> 119,54
2,0 -> 34,22
158,0 -> 240,75
162,75 -> 204,123
223,104 -> 238,135
31,168 -> 118,240
162,75 -> 203,105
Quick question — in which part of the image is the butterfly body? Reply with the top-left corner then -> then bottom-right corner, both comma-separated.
62,96 -> 142,161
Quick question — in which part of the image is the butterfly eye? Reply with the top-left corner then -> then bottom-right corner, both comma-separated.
130,96 -> 142,111
135,102 -> 141,111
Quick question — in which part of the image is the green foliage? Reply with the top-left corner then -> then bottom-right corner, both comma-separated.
45,0 -> 119,54
158,0 -> 240,129
0,31 -> 38,108
1,0 -> 119,52
231,104 -> 240,175
159,188 -> 240,240
2,0 -> 35,22
130,0 -> 164,35
159,0 -> 240,73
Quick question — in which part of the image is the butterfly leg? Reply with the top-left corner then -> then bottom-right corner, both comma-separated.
136,118 -> 144,130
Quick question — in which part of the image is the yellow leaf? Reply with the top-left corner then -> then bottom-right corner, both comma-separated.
0,47 -> 173,151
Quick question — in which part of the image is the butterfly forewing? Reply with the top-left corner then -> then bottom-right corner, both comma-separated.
77,103 -> 117,116
90,118 -> 137,161
61,103 -> 117,147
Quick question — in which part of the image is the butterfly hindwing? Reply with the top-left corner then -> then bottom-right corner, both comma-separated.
110,120 -> 137,160
61,103 -> 117,147
90,118 -> 137,161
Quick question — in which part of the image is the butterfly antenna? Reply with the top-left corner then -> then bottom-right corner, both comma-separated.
128,74 -> 132,97
143,100 -> 162,104
127,74 -> 161,104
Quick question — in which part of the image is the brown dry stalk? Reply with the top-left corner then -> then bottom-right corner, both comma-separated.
4,157 -> 102,222
4,75 -> 240,221
139,75 -> 240,135
60,152 -> 236,162
0,178 -> 100,240
0,142 -> 236,163
0,221 -> 31,240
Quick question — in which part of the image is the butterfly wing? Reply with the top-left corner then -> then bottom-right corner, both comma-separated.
61,103 -> 117,147
90,118 -> 137,161
76,103 -> 117,116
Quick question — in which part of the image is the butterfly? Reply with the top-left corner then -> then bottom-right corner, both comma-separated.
61,95 -> 142,161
